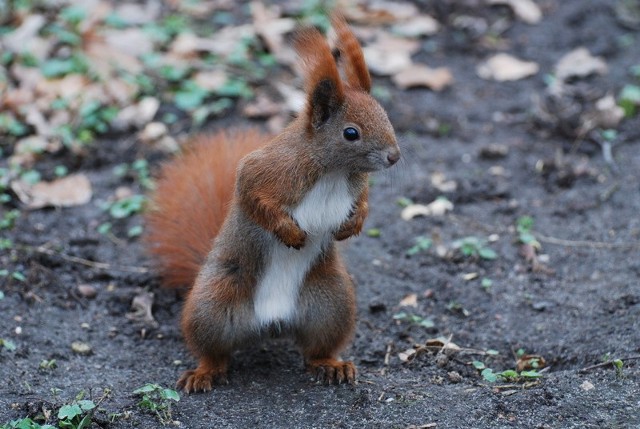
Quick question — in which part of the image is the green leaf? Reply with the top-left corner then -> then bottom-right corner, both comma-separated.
499,369 -> 518,380
133,384 -> 160,394
11,272 -> 26,282
128,225 -> 144,238
472,360 -> 486,370
77,400 -> 95,411
481,368 -> 497,382
1,339 -> 16,351
418,318 -> 435,328
97,222 -> 112,235
366,228 -> 381,238
520,370 -> 542,379
486,349 -> 499,356
60,6 -> 87,24
161,389 -> 180,402
478,247 -> 497,260
396,197 -> 413,207
613,359 -> 623,369
58,404 -> 82,420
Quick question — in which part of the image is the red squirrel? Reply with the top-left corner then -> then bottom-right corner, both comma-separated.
144,15 -> 400,393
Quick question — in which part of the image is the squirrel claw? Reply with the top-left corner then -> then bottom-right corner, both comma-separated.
308,359 -> 357,385
177,367 -> 228,393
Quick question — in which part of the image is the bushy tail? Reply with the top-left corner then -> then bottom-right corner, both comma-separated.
144,129 -> 269,288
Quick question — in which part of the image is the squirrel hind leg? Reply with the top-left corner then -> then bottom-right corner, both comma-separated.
177,355 -> 230,393
295,249 -> 358,385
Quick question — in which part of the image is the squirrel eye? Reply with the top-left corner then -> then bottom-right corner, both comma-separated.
343,127 -> 360,141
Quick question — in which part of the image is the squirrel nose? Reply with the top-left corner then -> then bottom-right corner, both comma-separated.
387,150 -> 400,166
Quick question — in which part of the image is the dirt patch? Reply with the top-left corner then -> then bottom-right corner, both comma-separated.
1,1 -> 639,428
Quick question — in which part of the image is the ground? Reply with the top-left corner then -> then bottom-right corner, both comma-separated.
1,1 -> 640,428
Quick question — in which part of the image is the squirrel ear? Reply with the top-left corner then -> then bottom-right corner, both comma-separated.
332,13 -> 371,93
310,79 -> 342,128
293,27 -> 345,130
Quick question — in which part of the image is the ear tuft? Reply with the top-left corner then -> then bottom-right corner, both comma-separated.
331,13 -> 371,93
293,27 -> 345,129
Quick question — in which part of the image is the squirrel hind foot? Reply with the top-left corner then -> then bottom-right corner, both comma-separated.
307,358 -> 357,385
177,359 -> 229,393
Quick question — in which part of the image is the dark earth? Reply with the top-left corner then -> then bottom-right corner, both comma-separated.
2,1 -> 640,428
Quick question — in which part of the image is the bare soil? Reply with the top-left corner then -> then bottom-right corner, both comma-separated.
1,1 -> 639,428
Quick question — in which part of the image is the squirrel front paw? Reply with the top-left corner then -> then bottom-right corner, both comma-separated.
334,211 -> 366,241
275,219 -> 307,249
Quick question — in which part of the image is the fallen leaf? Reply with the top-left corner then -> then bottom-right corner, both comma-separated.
515,354 -> 547,372
477,53 -> 539,81
430,172 -> 458,192
363,33 -> 420,76
1,14 -> 47,54
128,291 -> 158,328
102,28 -> 154,57
12,174 -> 92,209
113,2 -> 161,25
392,64 -> 453,91
391,15 -> 440,37
193,70 -> 228,91
398,347 -> 417,362
578,94 -> 624,134
399,293 -> 418,307
343,1 -> 420,24
251,1 -> 297,64
112,97 -> 160,130
401,199 -> 454,220
489,0 -> 542,24
243,93 -> 281,118
275,82 -> 306,113
139,122 -> 168,143
555,47 -> 608,82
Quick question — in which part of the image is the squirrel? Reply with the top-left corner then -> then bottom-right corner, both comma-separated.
144,14 -> 400,393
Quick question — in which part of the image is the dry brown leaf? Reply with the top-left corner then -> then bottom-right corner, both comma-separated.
251,2 -> 296,64
391,15 -> 440,37
555,47 -> 608,82
399,293 -> 418,307
392,64 -> 453,91
515,354 -> 546,372
12,174 -> 92,209
139,122 -> 168,144
275,82 -> 306,113
102,28 -> 154,58
342,0 -> 419,24
398,347 -> 417,362
489,0 -> 542,24
36,74 -> 90,101
193,70 -> 227,91
401,199 -> 454,220
113,2 -> 161,25
1,14 -> 46,54
128,291 -> 158,328
113,97 -> 160,130
363,33 -> 420,76
430,172 -> 458,192
243,93 -> 281,119
85,38 -> 143,76
579,94 -> 624,134
477,53 -> 539,81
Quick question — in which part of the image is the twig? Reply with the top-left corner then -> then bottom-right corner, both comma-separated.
536,234 -> 640,250
24,245 -> 149,274
578,355 -> 640,373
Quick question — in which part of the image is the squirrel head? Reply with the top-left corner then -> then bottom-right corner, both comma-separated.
293,14 -> 400,173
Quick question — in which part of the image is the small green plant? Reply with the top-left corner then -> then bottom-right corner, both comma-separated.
133,384 -> 180,425
39,359 -> 57,370
393,312 -> 435,329
105,195 -> 146,219
1,418 -> 55,429
480,277 -> 493,292
366,228 -> 381,238
619,84 -> 640,118
0,210 -> 19,230
57,398 -> 96,429
0,338 -> 17,351
453,236 -> 497,260
406,236 -> 432,256
516,215 -> 540,247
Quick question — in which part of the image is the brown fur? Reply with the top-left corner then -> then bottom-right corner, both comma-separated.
143,15 -> 400,393
145,130 -> 269,288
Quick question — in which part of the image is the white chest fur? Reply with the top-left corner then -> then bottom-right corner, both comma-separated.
253,172 -> 354,326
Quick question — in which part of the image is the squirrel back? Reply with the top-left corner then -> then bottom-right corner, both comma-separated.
144,130 -> 269,288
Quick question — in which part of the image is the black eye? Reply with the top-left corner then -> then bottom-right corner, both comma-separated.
343,127 -> 360,141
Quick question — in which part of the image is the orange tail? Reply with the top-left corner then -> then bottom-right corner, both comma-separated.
144,129 -> 270,288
